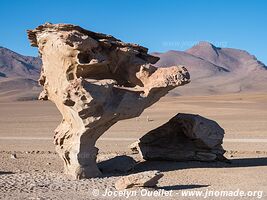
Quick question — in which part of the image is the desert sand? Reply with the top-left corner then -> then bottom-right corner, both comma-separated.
0,93 -> 266,199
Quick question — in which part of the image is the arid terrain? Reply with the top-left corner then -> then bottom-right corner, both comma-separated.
1,32 -> 267,199
0,93 -> 266,199
1,0 -> 266,199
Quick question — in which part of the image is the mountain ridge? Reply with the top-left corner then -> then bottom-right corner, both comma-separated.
153,41 -> 267,95
0,43 -> 267,101
0,46 -> 41,101
0,46 -> 41,78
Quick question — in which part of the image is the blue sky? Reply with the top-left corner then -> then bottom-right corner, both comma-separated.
0,0 -> 266,64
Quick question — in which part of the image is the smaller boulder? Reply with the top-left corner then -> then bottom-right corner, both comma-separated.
132,113 -> 228,162
115,170 -> 163,190
10,153 -> 17,159
128,141 -> 140,154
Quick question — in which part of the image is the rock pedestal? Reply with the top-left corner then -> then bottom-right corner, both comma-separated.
27,23 -> 190,179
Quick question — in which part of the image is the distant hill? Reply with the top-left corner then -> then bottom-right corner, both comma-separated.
0,46 -> 41,78
0,43 -> 266,101
153,42 -> 267,95
0,46 -> 41,101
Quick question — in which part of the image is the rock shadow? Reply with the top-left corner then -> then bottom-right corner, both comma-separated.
97,155 -> 137,178
158,184 -> 209,191
134,157 -> 267,173
0,171 -> 13,175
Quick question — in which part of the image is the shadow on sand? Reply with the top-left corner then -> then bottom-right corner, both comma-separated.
157,184 -> 210,191
99,156 -> 267,191
0,171 -> 13,175
134,157 -> 267,173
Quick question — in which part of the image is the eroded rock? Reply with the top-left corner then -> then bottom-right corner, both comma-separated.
133,113 -> 227,162
115,170 -> 163,190
27,23 -> 190,179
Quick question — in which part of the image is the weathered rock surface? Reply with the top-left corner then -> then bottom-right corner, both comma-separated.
27,23 -> 190,179
115,170 -> 163,190
132,113 -> 226,162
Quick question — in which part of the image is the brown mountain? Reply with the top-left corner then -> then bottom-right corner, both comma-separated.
0,46 -> 41,78
0,42 -> 266,101
0,46 -> 41,101
153,42 -> 267,95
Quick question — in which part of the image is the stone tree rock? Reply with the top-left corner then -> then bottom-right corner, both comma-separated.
27,23 -> 190,179
132,113 -> 227,162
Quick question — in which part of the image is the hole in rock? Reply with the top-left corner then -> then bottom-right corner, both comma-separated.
67,73 -> 74,81
77,52 -> 92,64
76,59 -> 137,88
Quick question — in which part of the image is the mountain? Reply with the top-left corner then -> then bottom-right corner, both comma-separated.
0,43 -> 266,101
0,46 -> 41,78
153,42 -> 267,95
186,42 -> 266,72
153,50 -> 229,79
0,46 -> 41,101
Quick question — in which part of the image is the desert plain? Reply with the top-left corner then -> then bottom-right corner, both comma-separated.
1,1 -> 267,199
0,92 -> 266,200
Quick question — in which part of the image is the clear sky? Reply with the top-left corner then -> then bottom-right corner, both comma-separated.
0,0 -> 266,64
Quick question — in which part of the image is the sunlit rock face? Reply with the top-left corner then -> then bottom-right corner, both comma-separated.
27,23 -> 190,179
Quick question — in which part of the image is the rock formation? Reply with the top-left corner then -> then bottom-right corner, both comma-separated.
132,113 -> 227,162
115,170 -> 163,190
27,23 -> 190,179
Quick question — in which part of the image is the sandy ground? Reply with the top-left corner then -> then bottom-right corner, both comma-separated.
0,93 -> 267,199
